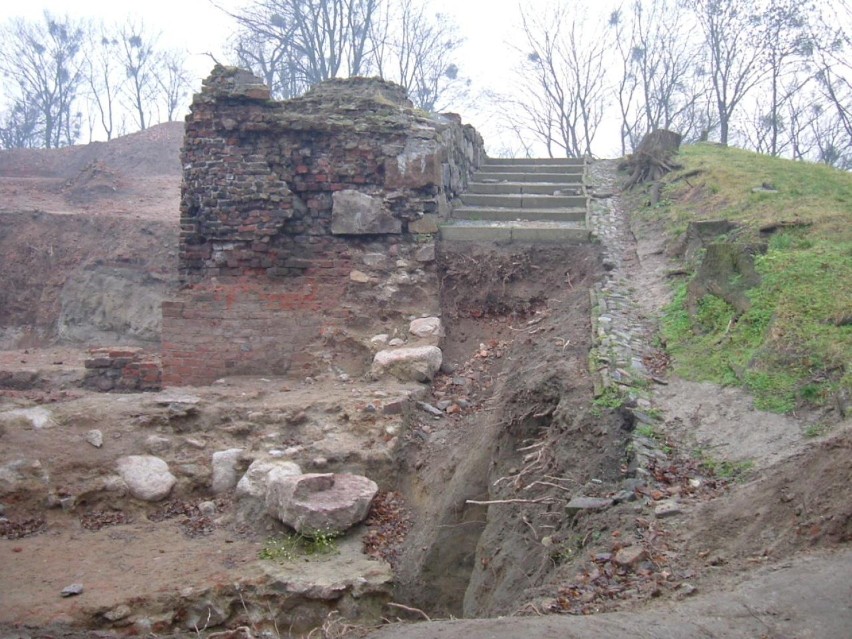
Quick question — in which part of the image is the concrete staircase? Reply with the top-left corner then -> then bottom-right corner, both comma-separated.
440,158 -> 590,243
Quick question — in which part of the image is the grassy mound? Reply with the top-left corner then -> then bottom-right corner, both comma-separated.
646,144 -> 851,414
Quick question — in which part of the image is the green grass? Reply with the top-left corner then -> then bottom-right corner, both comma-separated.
653,145 -> 852,413
699,454 -> 754,481
259,528 -> 340,562
591,386 -> 625,416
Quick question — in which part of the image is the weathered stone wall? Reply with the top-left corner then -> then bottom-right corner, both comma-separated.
163,66 -> 483,386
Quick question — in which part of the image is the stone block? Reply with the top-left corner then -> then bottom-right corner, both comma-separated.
384,138 -> 442,189
372,346 -> 442,382
332,190 -> 401,235
265,472 -> 378,535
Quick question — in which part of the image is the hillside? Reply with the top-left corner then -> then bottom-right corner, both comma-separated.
0,123 -> 182,349
652,144 -> 851,415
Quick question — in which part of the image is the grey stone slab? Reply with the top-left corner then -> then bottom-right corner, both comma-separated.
469,182 -> 585,196
459,194 -> 587,209
483,157 -> 586,167
453,207 -> 587,222
475,172 -> 584,184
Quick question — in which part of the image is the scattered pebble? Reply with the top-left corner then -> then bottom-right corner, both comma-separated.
85,429 -> 103,448
61,583 -> 84,597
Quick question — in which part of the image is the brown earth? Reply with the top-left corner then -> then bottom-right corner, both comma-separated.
0,123 -> 181,349
0,128 -> 849,638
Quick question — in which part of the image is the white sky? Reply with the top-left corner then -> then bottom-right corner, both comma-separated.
0,0 -> 620,155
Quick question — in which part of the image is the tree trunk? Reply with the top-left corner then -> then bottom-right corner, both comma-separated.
623,128 -> 683,188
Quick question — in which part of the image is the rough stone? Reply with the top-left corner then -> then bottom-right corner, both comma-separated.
654,499 -> 683,519
349,269 -> 374,283
116,455 -> 176,502
103,604 -> 132,622
414,244 -> 436,262
362,253 -> 388,268
565,496 -> 614,513
409,317 -> 443,338
235,459 -> 302,524
332,190 -> 402,235
61,583 -> 84,597
372,346 -> 442,382
613,546 -> 649,569
145,435 -> 171,454
211,448 -> 245,494
265,472 -> 378,535
85,429 -> 104,448
0,459 -> 50,497
409,215 -> 440,235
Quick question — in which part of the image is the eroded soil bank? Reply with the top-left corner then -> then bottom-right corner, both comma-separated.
392,242 -> 620,617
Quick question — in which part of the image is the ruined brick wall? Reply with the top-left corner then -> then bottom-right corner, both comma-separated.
83,347 -> 161,392
162,66 -> 483,386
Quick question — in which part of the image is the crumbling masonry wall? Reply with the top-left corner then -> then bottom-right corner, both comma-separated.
162,66 -> 483,385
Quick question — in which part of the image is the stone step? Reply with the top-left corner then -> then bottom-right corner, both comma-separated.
469,182 -> 584,196
480,163 -> 586,174
484,157 -> 586,167
440,220 -> 591,243
453,206 -> 587,222
460,193 -> 588,209
475,172 -> 584,184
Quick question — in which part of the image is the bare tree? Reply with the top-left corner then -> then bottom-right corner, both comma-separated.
84,26 -> 122,141
753,0 -> 818,155
688,0 -> 766,145
369,0 -> 465,111
118,19 -> 161,131
515,4 -> 608,158
0,13 -> 86,148
226,1 -> 310,98
225,0 -> 379,95
156,49 -> 194,122
0,100 -> 42,149
610,0 -> 707,154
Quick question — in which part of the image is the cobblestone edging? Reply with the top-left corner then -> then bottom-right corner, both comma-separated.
585,160 -> 667,473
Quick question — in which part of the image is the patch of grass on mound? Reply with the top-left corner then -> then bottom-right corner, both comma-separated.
653,144 -> 852,413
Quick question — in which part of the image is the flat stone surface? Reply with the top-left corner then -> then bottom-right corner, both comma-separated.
332,189 -> 401,235
265,472 -> 378,535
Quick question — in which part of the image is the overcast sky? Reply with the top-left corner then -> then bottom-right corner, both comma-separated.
0,0 -> 620,155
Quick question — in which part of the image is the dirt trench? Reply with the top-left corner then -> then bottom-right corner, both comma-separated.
389,241 -> 627,617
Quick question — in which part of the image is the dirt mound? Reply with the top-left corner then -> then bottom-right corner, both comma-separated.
62,161 -> 123,204
683,427 -> 852,564
0,122 -> 183,180
0,123 -> 183,347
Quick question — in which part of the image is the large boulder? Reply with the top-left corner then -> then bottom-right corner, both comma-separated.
116,455 -> 176,502
235,459 -> 302,524
265,473 -> 378,535
372,346 -> 442,382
